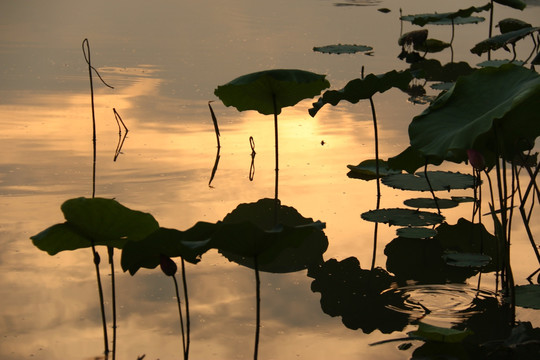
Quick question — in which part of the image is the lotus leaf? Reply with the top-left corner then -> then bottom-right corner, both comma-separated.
497,18 -> 532,34
477,59 -> 525,67
414,39 -> 451,53
442,252 -> 492,268
382,171 -> 476,191
435,218 -> 501,272
396,227 -> 437,239
120,222 -> 216,275
515,284 -> 540,309
404,197 -> 459,209
409,322 -> 473,343
408,64 -> 540,167
215,198 -> 328,273
31,197 -> 159,255
347,159 -> 401,180
309,70 -> 412,116
471,27 -> 539,56
409,60 -> 475,83
214,69 -> 330,115
398,30 -> 428,47
361,208 -> 444,226
400,4 -> 491,27
493,0 -> 526,10
313,44 -> 373,55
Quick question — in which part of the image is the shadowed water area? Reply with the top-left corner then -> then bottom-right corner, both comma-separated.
1,0 -> 540,359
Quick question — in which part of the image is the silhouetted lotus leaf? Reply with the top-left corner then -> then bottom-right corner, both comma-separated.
387,146 -> 433,174
409,64 -> 540,167
409,59 -> 475,83
515,285 -> 540,309
382,171 -> 476,191
347,159 -> 401,180
308,70 -> 412,116
384,236 -> 477,283
313,44 -> 373,55
451,196 -> 476,203
409,322 -> 473,343
400,4 -> 491,27
308,257 -> 409,333
31,197 -> 159,255
396,227 -> 437,239
494,0 -> 526,11
214,69 -> 330,115
414,39 -> 451,53
435,218 -> 501,272
215,198 -> 328,273
497,18 -> 532,34
430,82 -> 453,90
398,30 -> 428,47
442,252 -> 492,268
121,222 -> 217,275
404,197 -> 459,209
471,27 -> 539,56
533,52 -> 540,65
477,59 -> 525,67
361,208 -> 444,227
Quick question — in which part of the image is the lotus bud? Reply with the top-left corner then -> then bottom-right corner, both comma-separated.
467,149 -> 485,170
159,254 -> 177,276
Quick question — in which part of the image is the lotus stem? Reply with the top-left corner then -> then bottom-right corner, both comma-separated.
253,255 -> 261,360
172,274 -> 187,360
488,0 -> 494,61
180,259 -> 190,358
272,93 -> 279,226
91,245 -> 109,355
108,246 -> 117,360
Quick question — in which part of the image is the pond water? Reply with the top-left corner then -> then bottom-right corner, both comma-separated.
1,0 -> 540,359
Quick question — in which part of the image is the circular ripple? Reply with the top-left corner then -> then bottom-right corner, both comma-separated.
381,284 -> 500,327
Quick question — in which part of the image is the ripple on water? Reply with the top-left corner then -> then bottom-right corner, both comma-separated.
381,284 -> 501,327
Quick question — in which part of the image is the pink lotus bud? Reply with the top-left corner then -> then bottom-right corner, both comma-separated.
467,149 -> 486,170
159,254 -> 177,276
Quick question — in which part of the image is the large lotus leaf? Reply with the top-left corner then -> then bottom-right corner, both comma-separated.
31,198 -> 159,255
61,197 -> 159,245
435,218 -> 501,272
497,18 -> 532,34
313,44 -> 373,55
515,285 -> 540,309
471,27 -> 539,56
408,64 -> 540,166
382,171 -> 476,191
309,70 -> 412,116
214,198 -> 328,273
214,69 -> 330,115
121,222 -> 216,275
493,0 -> 526,10
409,322 -> 473,343
400,4 -> 491,27
404,197 -> 459,209
361,208 -> 444,226
347,159 -> 401,180
31,223 -> 95,255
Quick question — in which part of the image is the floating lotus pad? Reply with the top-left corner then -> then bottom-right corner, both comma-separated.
31,197 -> 159,255
396,227 -> 437,239
361,208 -> 444,226
214,69 -> 330,115
442,252 -> 492,268
313,44 -> 373,55
477,59 -> 525,68
400,4 -> 491,27
409,322 -> 473,343
382,171 -> 476,191
347,159 -> 401,180
404,197 -> 459,209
